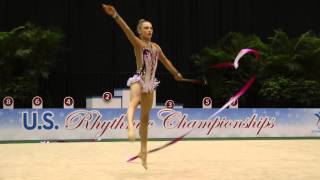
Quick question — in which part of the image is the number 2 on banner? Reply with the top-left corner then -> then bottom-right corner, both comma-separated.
103,92 -> 112,102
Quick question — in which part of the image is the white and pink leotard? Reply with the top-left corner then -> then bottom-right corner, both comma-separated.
127,43 -> 160,92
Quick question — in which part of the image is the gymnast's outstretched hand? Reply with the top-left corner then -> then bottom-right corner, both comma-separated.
102,4 -> 117,17
174,73 -> 184,81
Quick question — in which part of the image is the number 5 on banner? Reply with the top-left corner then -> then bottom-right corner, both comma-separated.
202,97 -> 212,109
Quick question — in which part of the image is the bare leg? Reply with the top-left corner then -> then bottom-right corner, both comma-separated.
126,83 -> 141,141
139,90 -> 154,169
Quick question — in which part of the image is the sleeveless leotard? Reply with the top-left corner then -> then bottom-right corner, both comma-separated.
127,42 -> 160,92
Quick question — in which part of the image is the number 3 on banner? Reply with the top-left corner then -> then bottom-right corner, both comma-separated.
165,100 -> 175,109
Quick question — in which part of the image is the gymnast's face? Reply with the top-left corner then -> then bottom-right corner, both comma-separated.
139,21 -> 153,40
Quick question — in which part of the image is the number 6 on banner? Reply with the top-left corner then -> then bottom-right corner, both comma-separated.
32,96 -> 43,109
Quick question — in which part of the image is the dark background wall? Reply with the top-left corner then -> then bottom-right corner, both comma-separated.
1,0 -> 320,107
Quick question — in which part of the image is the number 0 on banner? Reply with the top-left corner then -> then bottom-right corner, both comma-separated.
229,98 -> 239,109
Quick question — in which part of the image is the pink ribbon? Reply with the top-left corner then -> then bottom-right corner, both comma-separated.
127,48 -> 260,162
207,75 -> 256,120
208,48 -> 259,119
126,130 -> 192,162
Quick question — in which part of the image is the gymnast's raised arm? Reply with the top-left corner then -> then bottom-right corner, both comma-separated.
102,4 -> 144,49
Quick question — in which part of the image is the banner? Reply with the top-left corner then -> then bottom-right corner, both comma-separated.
0,108 -> 320,140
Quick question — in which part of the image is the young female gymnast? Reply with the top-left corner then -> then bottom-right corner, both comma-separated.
102,4 -> 183,169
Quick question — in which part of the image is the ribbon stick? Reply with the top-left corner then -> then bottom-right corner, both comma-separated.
180,78 -> 203,85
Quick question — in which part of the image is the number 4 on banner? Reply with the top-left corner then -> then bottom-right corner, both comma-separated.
63,96 -> 74,109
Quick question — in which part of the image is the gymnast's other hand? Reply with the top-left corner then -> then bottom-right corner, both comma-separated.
102,4 -> 117,17
174,73 -> 183,81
